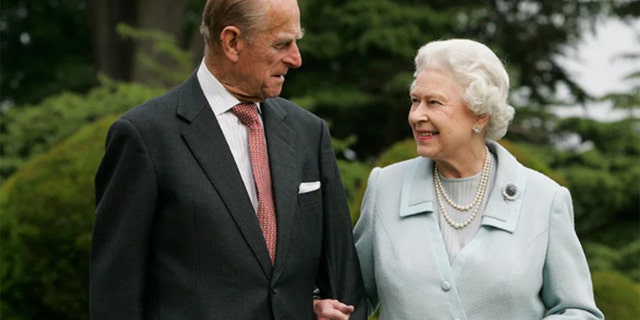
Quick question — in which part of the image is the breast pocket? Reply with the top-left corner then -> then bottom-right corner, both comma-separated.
297,188 -> 322,207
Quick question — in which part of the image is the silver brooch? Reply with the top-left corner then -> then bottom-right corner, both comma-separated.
502,183 -> 519,201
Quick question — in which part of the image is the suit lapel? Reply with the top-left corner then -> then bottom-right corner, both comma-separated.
261,99 -> 297,272
177,74 -> 273,276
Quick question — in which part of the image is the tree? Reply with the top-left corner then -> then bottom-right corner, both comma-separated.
0,0 -> 202,107
0,22 -> 194,181
288,0 -> 639,159
86,0 -> 136,81
1,116 -> 115,319
0,0 -> 96,105
87,0 -> 196,86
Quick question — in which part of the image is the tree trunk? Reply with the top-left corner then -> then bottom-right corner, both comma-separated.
131,0 -> 189,87
86,0 -> 136,81
189,25 -> 205,71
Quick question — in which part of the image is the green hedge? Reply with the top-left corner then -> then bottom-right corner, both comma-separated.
0,80 -> 165,181
1,116 -> 115,319
592,271 -> 640,319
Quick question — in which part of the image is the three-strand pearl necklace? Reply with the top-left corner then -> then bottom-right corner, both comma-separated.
434,149 -> 492,229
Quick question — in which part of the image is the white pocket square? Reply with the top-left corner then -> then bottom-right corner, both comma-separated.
298,181 -> 321,194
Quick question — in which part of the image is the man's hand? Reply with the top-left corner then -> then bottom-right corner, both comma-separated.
313,299 -> 355,320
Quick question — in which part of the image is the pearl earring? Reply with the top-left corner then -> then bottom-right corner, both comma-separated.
473,127 -> 481,134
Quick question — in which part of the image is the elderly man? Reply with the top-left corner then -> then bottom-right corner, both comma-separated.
89,0 -> 365,319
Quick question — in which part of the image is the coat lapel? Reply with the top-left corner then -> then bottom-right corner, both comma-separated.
261,98 -> 297,272
177,74 -> 273,276
481,141 -> 526,233
399,157 -> 435,218
397,142 -> 527,233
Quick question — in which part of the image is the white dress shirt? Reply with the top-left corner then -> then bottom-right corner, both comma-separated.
196,60 -> 263,212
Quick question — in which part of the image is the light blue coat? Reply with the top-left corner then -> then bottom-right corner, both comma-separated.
354,141 -> 604,320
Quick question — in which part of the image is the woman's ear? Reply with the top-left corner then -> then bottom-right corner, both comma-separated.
219,26 -> 243,62
475,114 -> 490,129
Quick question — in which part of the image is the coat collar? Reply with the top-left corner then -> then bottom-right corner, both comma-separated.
176,73 -> 209,122
398,141 -> 526,233
481,141 -> 526,233
399,157 -> 435,218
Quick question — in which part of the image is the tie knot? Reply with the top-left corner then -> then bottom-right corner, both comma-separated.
232,103 -> 260,128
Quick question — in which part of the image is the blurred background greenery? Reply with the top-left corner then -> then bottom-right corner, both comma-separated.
1,0 -> 638,319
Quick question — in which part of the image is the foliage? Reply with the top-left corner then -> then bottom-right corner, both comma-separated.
551,118 -> 640,234
0,22 -> 195,183
558,162 -> 638,234
487,117 -> 640,241
592,271 -> 640,320
585,240 -> 640,283
0,78 -> 166,182
117,23 -> 194,88
1,116 -> 115,320
0,0 -> 95,105
600,43 -> 640,112
338,159 -> 371,224
288,0 -> 638,159
495,140 -> 568,185
600,15 -> 640,111
3,0 -> 638,158
345,139 -> 415,223
373,139 -> 418,168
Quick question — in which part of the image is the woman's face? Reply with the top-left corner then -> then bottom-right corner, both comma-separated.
408,68 -> 481,163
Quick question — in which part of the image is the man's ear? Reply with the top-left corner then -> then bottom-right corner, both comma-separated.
219,26 -> 243,62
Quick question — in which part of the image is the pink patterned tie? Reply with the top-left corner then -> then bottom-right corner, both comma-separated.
232,103 -> 277,264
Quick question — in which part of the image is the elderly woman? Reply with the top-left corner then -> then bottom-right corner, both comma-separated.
314,39 -> 603,320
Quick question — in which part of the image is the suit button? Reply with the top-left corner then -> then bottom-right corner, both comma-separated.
272,289 -> 277,295
441,280 -> 451,291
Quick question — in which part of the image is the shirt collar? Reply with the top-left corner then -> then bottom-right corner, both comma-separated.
196,59 -> 261,115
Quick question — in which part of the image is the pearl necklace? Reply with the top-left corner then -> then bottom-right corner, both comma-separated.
434,150 -> 491,229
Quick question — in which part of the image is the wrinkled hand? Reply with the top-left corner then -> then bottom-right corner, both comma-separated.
313,299 -> 355,320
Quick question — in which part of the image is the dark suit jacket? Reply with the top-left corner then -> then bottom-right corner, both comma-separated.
90,73 -> 366,319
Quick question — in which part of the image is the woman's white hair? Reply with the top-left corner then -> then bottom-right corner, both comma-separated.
413,38 -> 515,141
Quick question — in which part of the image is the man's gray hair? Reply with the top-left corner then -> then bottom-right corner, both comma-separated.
200,0 -> 269,51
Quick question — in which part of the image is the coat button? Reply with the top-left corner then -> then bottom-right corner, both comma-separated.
441,280 -> 451,291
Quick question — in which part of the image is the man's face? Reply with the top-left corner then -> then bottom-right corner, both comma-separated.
232,0 -> 303,102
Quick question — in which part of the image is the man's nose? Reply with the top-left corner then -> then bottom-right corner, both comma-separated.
284,42 -> 302,68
